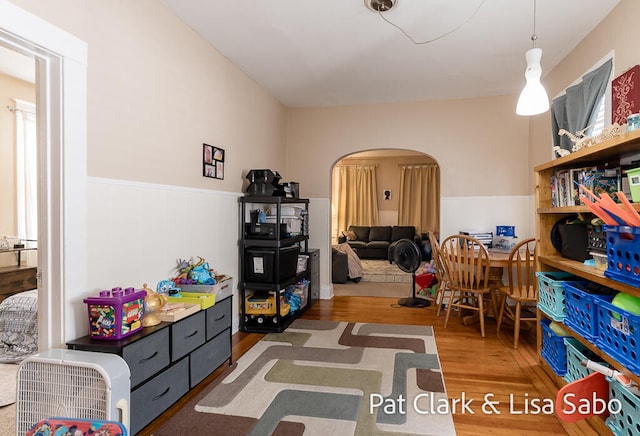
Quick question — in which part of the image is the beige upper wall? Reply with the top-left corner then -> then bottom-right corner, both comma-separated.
8,0 -> 632,201
286,95 -> 530,198
0,73 -> 35,238
8,0 -> 287,192
531,0 -> 636,168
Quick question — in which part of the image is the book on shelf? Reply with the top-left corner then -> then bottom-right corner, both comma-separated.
550,166 -> 621,207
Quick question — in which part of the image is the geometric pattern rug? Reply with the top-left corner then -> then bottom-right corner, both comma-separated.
360,260 -> 413,283
194,320 -> 455,435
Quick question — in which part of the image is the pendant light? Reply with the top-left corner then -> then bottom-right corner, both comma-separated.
516,0 -> 549,116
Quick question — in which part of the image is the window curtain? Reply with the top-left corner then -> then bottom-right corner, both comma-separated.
551,58 -> 613,155
14,99 -> 37,241
335,165 -> 379,236
398,164 -> 439,235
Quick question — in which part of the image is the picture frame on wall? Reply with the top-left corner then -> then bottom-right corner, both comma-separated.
216,161 -> 224,180
203,143 -> 225,179
203,143 -> 213,164
204,164 -> 216,178
213,146 -> 224,162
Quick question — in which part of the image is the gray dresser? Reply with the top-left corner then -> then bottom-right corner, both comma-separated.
67,295 -> 232,434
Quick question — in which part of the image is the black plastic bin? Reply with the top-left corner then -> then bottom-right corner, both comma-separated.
245,246 -> 300,283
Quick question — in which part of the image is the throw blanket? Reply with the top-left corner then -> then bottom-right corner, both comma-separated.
335,243 -> 364,279
0,289 -> 38,363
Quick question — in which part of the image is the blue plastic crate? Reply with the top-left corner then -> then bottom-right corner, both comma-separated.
536,271 -> 581,322
496,226 -> 515,237
563,337 -> 609,384
563,282 -> 615,342
604,225 -> 640,287
606,378 -> 640,436
596,298 -> 640,375
541,319 -> 568,376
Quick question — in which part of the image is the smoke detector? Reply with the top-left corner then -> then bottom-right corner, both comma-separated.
365,0 -> 397,12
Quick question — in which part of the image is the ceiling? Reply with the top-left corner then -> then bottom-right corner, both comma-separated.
161,0 -> 620,108
0,1 -> 621,107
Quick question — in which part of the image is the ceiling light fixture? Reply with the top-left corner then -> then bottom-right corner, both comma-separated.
364,0 -> 397,13
366,0 -> 486,45
516,0 -> 550,116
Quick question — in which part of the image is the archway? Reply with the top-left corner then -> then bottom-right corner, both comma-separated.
329,148 -> 440,291
330,149 -> 440,244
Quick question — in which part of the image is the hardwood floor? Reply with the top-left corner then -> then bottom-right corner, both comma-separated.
142,296 -> 602,435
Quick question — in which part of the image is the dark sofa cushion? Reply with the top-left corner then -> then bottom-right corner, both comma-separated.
367,240 -> 391,250
369,226 -> 392,241
391,226 -> 416,242
349,226 -> 371,242
347,241 -> 367,250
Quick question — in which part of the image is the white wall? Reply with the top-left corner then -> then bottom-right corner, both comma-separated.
440,195 -> 535,241
85,178 -> 242,338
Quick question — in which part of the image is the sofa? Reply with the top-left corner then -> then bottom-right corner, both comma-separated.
342,225 -> 419,260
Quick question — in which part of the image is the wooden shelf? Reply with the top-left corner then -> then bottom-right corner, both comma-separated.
534,128 -> 640,172
535,129 -> 640,433
539,255 -> 640,299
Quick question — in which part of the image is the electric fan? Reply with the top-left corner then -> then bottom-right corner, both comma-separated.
393,238 -> 431,308
15,348 -> 130,436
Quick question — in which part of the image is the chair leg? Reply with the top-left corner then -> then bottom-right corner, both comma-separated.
478,293 -> 485,338
435,283 -> 444,316
443,289 -> 457,328
496,293 -> 506,333
514,302 -> 522,349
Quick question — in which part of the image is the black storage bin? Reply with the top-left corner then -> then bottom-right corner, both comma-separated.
245,246 -> 300,283
557,223 -> 589,262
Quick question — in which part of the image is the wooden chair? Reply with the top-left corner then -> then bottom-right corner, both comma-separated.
427,232 -> 451,316
441,234 -> 493,337
495,237 -> 537,349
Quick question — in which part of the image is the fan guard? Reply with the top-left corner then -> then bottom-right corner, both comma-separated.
392,239 -> 431,308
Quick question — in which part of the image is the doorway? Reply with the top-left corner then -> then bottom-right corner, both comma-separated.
0,2 -> 88,350
330,149 -> 440,297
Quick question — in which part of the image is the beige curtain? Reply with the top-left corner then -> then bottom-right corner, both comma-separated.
336,165 -> 379,236
398,164 -> 440,235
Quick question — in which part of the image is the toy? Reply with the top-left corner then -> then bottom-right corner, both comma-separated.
172,256 -> 217,285
611,292 -> 640,315
142,283 -> 168,327
189,261 -> 216,285
157,279 -> 182,297
244,293 -> 290,325
84,287 -> 146,340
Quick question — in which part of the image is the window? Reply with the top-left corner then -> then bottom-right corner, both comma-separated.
551,53 -> 613,157
13,98 -> 37,241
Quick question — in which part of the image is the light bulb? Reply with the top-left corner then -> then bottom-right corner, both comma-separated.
516,48 -> 550,116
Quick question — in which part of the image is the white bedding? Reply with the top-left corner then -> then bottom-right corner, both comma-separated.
0,289 -> 38,363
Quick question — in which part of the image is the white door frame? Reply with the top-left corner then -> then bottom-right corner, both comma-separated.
0,0 -> 87,349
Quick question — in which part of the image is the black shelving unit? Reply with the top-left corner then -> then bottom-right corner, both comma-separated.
239,196 -> 312,333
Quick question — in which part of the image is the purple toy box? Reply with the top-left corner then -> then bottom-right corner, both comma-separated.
84,287 -> 146,340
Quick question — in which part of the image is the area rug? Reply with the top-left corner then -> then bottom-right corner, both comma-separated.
360,260 -> 412,283
0,363 -> 18,407
192,319 -> 455,435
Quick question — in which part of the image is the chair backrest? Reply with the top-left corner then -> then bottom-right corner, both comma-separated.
505,237 -> 537,299
428,232 -> 449,283
440,234 -> 491,291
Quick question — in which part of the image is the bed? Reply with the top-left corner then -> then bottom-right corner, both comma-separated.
0,288 -> 38,363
